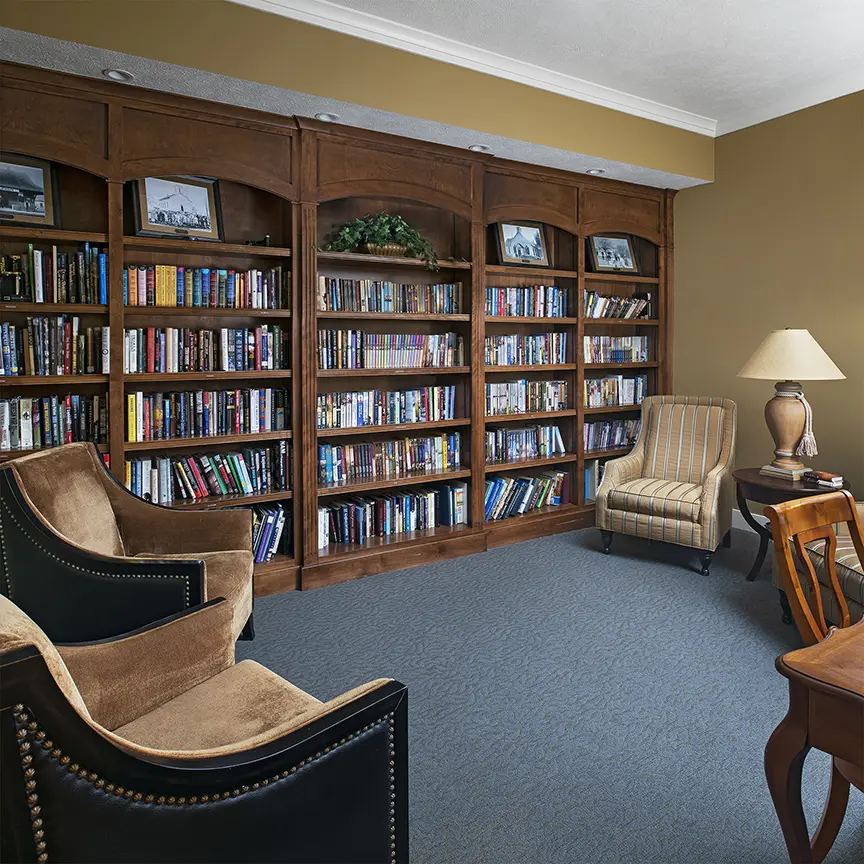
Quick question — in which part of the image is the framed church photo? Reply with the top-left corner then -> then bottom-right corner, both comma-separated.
133,175 -> 223,241
0,154 -> 59,228
587,233 -> 640,274
495,221 -> 550,267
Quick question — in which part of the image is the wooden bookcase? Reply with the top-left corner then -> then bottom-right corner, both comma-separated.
0,62 -> 674,593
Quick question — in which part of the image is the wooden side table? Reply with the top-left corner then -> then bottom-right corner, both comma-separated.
733,467 -> 850,622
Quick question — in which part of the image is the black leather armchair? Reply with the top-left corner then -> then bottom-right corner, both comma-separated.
0,594 -> 408,863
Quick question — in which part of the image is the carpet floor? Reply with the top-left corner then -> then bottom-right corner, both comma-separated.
238,528 -> 864,863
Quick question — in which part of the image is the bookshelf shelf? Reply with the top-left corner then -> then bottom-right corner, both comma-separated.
485,265 -> 578,279
583,318 -> 659,326
484,409 -> 578,423
584,272 -> 660,284
485,454 -> 579,474
484,364 -> 578,372
123,237 -> 292,258
317,250 -> 471,270
317,367 -> 470,378
0,226 -> 108,244
486,501 -> 580,525
167,488 -> 293,510
318,468 -> 472,497
124,430 -> 292,451
1,374 -> 109,386
485,316 -> 579,324
584,447 -> 632,459
0,303 -> 108,314
318,418 -> 470,438
583,405 -> 642,415
317,523 -> 478,561
124,370 -> 291,383
317,311 -> 470,322
123,306 -> 291,318
584,362 -> 659,369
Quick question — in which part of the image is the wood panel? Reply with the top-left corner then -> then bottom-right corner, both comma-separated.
121,108 -> 295,198
581,189 -> 662,244
485,171 -> 578,233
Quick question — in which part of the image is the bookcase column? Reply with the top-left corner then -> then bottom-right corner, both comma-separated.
470,218 -> 486,527
107,180 -> 125,475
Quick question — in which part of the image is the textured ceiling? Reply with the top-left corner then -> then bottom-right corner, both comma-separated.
0,27 -> 706,189
261,0 -> 864,133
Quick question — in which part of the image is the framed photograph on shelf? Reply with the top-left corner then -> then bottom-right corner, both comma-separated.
587,234 -> 640,274
132,175 -> 223,241
0,153 -> 59,228
495,221 -> 550,267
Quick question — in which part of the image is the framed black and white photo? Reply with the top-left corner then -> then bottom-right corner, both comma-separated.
495,221 -> 550,267
587,234 -> 640,274
133,175 -> 223,241
0,154 -> 59,228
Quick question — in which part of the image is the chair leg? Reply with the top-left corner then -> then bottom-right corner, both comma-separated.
600,530 -> 613,554
810,758 -> 851,864
698,550 -> 714,576
722,530 -> 732,548
778,590 -> 794,626
764,713 -> 814,864
239,613 -> 255,641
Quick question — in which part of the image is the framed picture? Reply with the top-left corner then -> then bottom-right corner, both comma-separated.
133,175 -> 223,241
587,234 -> 640,274
495,221 -> 550,267
0,154 -> 59,228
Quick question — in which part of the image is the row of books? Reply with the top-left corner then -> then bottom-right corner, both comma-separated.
584,375 -> 648,408
124,443 -> 291,504
316,277 -> 462,314
485,285 -> 569,318
0,394 -> 107,451
318,432 -> 462,486
485,379 -> 568,416
123,326 -> 288,374
485,471 -> 568,521
1,244 -> 107,305
125,388 -> 290,443
484,333 -> 567,366
485,425 -> 566,465
583,419 -> 641,452
583,335 -> 650,364
0,318 -> 109,376
317,331 -> 464,370
317,385 -> 456,430
584,461 -> 606,501
123,265 -> 287,309
249,503 -> 291,563
316,482 -> 469,549
583,292 -> 650,319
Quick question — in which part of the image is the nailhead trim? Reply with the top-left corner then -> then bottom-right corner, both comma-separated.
12,705 -> 398,862
0,500 -> 190,604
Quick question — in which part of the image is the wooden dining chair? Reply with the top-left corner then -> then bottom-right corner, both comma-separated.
763,490 -> 864,863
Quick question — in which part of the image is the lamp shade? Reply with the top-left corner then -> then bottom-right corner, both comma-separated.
737,329 -> 845,381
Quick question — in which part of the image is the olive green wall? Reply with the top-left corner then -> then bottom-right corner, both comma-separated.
675,91 -> 864,489
0,0 -> 713,181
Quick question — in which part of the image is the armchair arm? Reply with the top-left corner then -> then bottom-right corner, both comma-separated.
58,599 -> 235,731
699,452 -> 734,551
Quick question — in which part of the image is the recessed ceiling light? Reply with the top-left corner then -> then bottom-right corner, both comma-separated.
102,68 -> 134,83
315,112 -> 340,122
468,144 -> 490,152
586,168 -> 606,175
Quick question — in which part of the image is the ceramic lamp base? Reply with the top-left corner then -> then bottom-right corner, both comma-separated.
760,380 -> 808,479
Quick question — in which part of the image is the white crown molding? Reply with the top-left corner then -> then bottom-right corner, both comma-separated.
230,0 -> 718,137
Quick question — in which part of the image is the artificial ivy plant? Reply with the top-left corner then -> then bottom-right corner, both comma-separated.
323,212 -> 438,270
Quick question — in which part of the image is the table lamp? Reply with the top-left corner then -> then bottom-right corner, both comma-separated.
737,328 -> 844,480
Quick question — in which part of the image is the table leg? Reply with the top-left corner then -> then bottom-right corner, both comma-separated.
737,484 -> 772,581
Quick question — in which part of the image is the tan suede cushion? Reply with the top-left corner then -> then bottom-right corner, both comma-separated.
136,550 -> 253,640
9,443 -> 123,557
113,660 -> 321,750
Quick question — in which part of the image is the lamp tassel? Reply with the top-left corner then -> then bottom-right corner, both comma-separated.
776,389 -> 818,458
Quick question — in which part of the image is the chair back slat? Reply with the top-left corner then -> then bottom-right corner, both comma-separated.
765,490 -> 857,645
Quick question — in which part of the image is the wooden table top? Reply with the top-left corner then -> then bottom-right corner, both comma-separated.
733,467 -> 848,500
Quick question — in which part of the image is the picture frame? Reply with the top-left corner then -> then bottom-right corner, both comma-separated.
0,153 -> 59,228
495,220 -> 550,267
132,175 -> 223,241
587,233 -> 640,274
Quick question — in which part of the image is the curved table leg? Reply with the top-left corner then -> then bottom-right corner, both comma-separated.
737,484 -> 772,581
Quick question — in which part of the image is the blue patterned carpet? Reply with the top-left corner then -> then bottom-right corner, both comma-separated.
239,528 -> 863,863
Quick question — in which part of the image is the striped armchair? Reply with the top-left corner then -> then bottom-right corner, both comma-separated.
596,395 -> 737,575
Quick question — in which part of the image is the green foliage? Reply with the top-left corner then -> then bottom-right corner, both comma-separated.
324,212 -> 438,270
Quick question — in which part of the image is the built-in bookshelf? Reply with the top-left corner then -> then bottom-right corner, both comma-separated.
1,61 -> 672,592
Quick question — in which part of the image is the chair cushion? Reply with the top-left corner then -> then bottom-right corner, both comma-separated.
800,519 -> 864,609
136,550 -> 253,640
9,443 -> 123,557
607,478 -> 702,522
643,402 -> 725,484
113,660 -> 321,750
